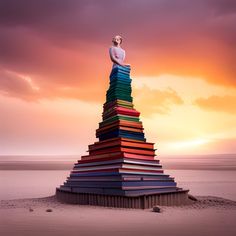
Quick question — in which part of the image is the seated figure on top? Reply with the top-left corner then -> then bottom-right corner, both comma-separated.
109,35 -> 130,69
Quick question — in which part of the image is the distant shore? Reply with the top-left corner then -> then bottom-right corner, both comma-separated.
1,153 -> 236,171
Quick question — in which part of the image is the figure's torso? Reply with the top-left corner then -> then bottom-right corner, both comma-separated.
109,46 -> 125,68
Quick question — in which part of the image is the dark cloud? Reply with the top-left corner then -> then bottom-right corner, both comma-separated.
0,0 -> 235,102
206,0 -> 236,16
0,27 -> 98,84
1,0 -> 234,43
0,0 -> 77,26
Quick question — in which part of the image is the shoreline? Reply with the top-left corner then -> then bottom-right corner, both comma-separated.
1,163 -> 236,171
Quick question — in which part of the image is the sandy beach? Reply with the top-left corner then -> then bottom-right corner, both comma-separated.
1,195 -> 236,236
1,155 -> 236,235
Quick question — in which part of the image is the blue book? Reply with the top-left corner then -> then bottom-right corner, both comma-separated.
70,171 -> 167,177
110,70 -> 130,76
64,181 -> 176,188
110,77 -> 132,83
111,65 -> 131,73
98,130 -> 145,141
110,79 -> 131,85
110,73 -> 130,79
69,186 -> 180,196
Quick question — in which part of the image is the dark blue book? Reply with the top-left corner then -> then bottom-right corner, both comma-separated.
110,70 -> 130,76
69,186 -> 180,196
98,130 -> 145,141
70,171 -> 168,177
110,77 -> 132,83
110,66 -> 131,74
64,181 -> 177,188
110,74 -> 130,80
109,80 -> 131,86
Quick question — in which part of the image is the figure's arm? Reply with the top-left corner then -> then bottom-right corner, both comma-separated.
122,50 -> 130,66
109,47 -> 126,66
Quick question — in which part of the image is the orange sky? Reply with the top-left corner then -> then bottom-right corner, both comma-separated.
0,0 -> 236,156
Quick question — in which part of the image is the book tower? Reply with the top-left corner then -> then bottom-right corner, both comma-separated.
56,65 -> 189,208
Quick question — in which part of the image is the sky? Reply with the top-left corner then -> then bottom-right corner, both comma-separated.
0,0 -> 236,156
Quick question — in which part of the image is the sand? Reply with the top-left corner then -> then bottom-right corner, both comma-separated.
0,195 -> 236,236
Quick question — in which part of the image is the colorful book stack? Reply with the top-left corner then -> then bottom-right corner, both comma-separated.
56,65 -> 189,206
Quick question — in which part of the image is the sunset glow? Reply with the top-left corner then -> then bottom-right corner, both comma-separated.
0,1 -> 235,156
170,138 -> 211,149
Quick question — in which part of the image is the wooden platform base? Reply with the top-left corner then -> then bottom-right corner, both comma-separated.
56,188 -> 190,209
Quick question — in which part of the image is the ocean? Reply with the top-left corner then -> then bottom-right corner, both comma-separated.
0,154 -> 236,201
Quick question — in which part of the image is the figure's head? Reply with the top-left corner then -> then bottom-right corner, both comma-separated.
112,35 -> 123,46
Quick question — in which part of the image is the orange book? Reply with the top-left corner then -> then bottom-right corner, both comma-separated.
89,139 -> 154,151
99,119 -> 143,129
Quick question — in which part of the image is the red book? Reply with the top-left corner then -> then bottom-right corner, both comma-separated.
119,120 -> 143,128
103,107 -> 140,119
78,156 -> 159,164
89,139 -> 154,151
103,110 -> 140,119
81,152 -> 156,161
89,147 -> 156,156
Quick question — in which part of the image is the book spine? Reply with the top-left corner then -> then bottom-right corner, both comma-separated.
89,147 -> 155,156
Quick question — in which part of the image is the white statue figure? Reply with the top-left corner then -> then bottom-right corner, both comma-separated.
109,35 -> 130,69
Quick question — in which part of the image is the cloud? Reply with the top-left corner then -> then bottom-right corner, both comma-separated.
0,0 -> 235,103
0,67 -> 107,103
133,86 -> 184,116
194,95 -> 236,114
200,137 -> 236,154
0,69 -> 41,101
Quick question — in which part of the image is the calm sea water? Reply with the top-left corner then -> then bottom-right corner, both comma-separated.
0,169 -> 235,201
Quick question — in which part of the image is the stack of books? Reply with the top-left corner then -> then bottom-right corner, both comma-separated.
58,65 -> 185,197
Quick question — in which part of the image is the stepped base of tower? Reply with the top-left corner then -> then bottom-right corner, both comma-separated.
56,65 -> 190,209
56,188 -> 190,209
